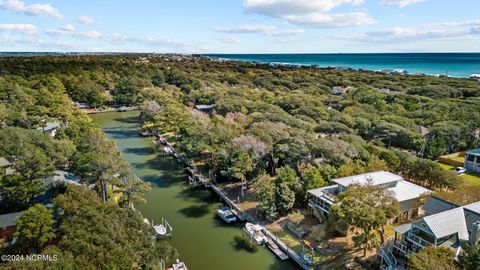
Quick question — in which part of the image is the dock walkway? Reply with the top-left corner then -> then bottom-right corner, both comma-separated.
151,130 -> 314,270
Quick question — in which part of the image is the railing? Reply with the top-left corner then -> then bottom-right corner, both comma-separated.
263,230 -> 314,270
406,232 -> 433,248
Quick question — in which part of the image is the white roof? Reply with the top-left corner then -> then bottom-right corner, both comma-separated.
387,180 -> 431,202
332,171 -> 403,187
464,201 -> 480,214
423,207 -> 469,240
307,185 -> 338,198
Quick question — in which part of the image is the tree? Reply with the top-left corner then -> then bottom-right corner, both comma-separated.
228,150 -> 253,197
299,165 -> 327,204
408,246 -> 459,270
254,174 -> 277,220
275,182 -> 295,214
364,155 -> 389,172
458,244 -> 480,270
276,166 -> 297,189
328,184 -> 399,256
14,204 -> 56,251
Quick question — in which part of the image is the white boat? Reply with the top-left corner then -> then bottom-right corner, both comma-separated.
244,222 -> 267,245
170,259 -> 188,270
217,206 -> 237,223
154,224 -> 167,236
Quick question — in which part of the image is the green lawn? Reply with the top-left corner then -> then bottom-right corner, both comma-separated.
438,163 -> 480,186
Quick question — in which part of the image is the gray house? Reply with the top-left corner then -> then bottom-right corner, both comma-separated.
308,171 -> 431,222
465,149 -> 480,174
381,197 -> 480,269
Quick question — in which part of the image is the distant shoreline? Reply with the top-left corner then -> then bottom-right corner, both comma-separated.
206,53 -> 480,78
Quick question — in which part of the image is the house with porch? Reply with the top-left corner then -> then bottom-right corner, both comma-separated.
308,171 -> 431,222
379,197 -> 480,269
465,149 -> 480,174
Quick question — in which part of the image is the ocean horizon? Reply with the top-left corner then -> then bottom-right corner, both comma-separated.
207,53 -> 480,78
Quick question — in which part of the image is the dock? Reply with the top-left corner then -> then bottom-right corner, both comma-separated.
266,234 -> 289,260
150,129 -> 314,270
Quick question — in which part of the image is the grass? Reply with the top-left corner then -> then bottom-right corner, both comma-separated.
438,163 -> 480,186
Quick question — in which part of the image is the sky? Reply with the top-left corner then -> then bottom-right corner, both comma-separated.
0,0 -> 479,53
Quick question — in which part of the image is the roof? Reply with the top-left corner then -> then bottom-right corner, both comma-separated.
37,121 -> 60,131
423,207 -> 469,240
308,185 -> 338,202
387,180 -> 431,202
423,196 -> 459,215
44,170 -> 81,188
0,157 -> 11,167
195,104 -> 216,110
0,212 -> 22,228
394,223 -> 412,235
332,171 -> 403,187
467,149 -> 480,155
416,125 -> 430,136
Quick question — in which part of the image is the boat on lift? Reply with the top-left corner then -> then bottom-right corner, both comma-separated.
217,206 -> 237,223
243,222 -> 267,245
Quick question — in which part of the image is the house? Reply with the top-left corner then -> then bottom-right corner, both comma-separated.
389,198 -> 480,262
308,171 -> 431,222
465,149 -> 480,174
194,104 -> 216,114
470,74 -> 480,81
392,69 -> 409,75
36,121 -> 61,137
415,125 -> 430,137
330,86 -> 352,95
34,170 -> 81,206
0,157 -> 15,176
0,212 -> 22,243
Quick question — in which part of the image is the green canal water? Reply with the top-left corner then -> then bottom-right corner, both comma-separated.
91,111 -> 298,270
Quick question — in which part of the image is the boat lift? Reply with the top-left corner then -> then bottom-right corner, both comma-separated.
152,217 -> 173,238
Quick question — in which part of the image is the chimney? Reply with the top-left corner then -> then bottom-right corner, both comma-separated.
470,221 -> 480,245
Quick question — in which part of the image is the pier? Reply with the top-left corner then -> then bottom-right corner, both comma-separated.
151,130 -> 314,270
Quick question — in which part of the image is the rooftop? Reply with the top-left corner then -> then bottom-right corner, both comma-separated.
387,180 -> 431,202
0,212 -> 22,228
0,157 -> 11,167
467,149 -> 480,155
332,171 -> 403,187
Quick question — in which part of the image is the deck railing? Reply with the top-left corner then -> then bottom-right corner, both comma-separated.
406,232 -> 433,248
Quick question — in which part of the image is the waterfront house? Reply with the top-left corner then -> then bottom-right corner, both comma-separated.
392,69 -> 409,75
308,171 -> 431,222
36,121 -> 61,137
470,74 -> 480,81
0,212 -> 22,244
465,149 -> 480,174
391,199 -> 480,260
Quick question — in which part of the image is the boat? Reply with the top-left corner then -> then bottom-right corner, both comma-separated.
154,224 -> 167,236
169,259 -> 188,270
140,131 -> 151,136
243,222 -> 267,245
217,206 -> 237,223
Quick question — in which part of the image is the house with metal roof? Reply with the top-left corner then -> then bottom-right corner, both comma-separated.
307,171 -> 431,222
465,149 -> 480,174
390,200 -> 480,263
0,212 -> 22,243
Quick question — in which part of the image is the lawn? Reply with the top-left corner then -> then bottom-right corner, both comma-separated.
438,163 -> 480,186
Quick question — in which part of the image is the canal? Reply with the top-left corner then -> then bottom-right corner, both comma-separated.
91,111 -> 298,270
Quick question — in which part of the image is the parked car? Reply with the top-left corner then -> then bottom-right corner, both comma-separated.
454,167 -> 467,175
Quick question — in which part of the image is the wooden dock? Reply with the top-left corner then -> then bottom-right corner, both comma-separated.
150,129 -> 314,270
266,235 -> 289,260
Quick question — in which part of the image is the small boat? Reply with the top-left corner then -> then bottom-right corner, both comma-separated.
169,259 -> 188,270
154,224 -> 167,237
217,206 -> 237,223
140,131 -> 151,136
244,222 -> 267,245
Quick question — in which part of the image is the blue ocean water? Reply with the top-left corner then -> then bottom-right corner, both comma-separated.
206,53 -> 480,78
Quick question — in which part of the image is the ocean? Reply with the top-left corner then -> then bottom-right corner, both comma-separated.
206,53 -> 480,78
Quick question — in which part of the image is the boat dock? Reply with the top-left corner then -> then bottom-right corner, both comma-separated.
266,234 -> 289,260
150,130 -> 314,270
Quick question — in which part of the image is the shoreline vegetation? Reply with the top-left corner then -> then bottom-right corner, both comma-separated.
1,54 -> 480,269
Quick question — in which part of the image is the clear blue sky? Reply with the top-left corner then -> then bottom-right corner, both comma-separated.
1,0 -> 479,53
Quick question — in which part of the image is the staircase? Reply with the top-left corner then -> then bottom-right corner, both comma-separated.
377,238 -> 398,270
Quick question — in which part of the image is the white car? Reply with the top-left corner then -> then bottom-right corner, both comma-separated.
454,167 -> 467,175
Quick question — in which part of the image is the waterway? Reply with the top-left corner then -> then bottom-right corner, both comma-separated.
91,111 -> 298,270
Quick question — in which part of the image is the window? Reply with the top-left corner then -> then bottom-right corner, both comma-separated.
467,154 -> 476,162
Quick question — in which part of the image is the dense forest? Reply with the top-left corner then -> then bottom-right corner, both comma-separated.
0,55 -> 479,269
0,56 -> 177,269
